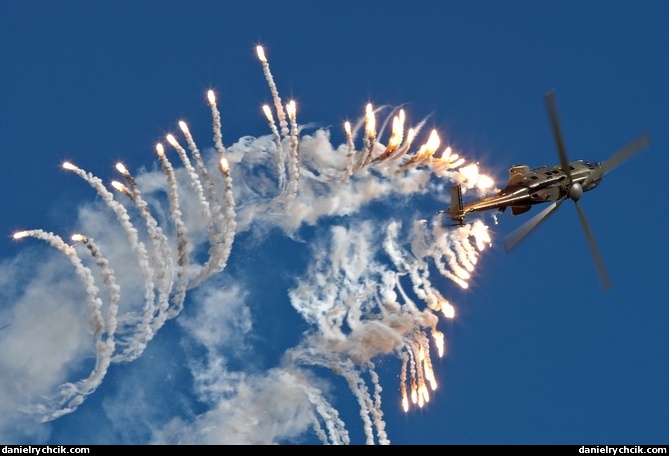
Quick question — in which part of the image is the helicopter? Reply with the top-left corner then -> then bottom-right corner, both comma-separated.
444,89 -> 650,291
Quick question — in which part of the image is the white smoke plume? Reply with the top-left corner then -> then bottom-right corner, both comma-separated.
2,45 -> 496,444
11,230 -> 107,422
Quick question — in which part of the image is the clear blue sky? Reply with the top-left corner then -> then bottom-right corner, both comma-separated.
1,1 -> 668,445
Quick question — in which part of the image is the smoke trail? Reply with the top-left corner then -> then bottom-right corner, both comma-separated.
256,46 -> 289,138
354,104 -> 376,172
293,374 -> 349,445
367,363 -> 389,445
214,158 -> 236,274
112,167 -> 174,332
180,119 -> 222,224
205,92 -> 226,162
165,133 -> 225,287
280,100 -> 301,206
12,230 -> 105,421
61,162 -> 157,362
175,116 -> 236,288
344,367 -> 376,445
285,216 -> 482,441
166,134 -> 215,239
8,46 -> 499,444
206,102 -> 237,279
73,234 -> 120,352
184,102 -> 238,285
156,143 -> 191,318
263,104 -> 286,190
342,121 -> 356,183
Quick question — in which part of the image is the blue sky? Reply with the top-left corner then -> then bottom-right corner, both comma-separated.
1,1 -> 668,445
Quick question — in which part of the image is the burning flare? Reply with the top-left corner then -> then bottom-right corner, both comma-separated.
256,45 -> 267,63
11,45 -> 497,444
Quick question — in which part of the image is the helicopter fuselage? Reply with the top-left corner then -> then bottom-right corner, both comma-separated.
443,88 -> 649,291
456,160 -> 603,220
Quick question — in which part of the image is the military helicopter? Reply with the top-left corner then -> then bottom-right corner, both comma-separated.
446,89 -> 650,291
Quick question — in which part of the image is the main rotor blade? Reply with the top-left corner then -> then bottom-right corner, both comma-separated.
544,89 -> 573,183
583,132 -> 650,189
504,198 -> 565,252
575,204 -> 612,291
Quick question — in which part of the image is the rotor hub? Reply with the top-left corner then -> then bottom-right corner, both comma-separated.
569,182 -> 583,201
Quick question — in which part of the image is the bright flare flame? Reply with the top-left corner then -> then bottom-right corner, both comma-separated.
425,130 -> 440,156
454,277 -> 469,289
111,181 -> 126,193
441,146 -> 452,161
387,113 -> 405,149
477,174 -> 495,190
432,330 -> 445,358
166,134 -> 178,147
10,46 -> 498,438
365,103 -> 376,138
455,267 -> 471,281
441,302 -> 455,319
420,384 -> 430,404
220,157 -> 229,174
412,129 -> 440,162
472,222 -> 493,251
286,100 -> 296,119
406,128 -> 416,146
458,163 -> 495,190
115,163 -> 128,175
426,373 -> 438,392
256,45 -> 267,63
262,105 -> 273,122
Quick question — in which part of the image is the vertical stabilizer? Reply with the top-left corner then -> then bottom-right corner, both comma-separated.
450,184 -> 464,222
